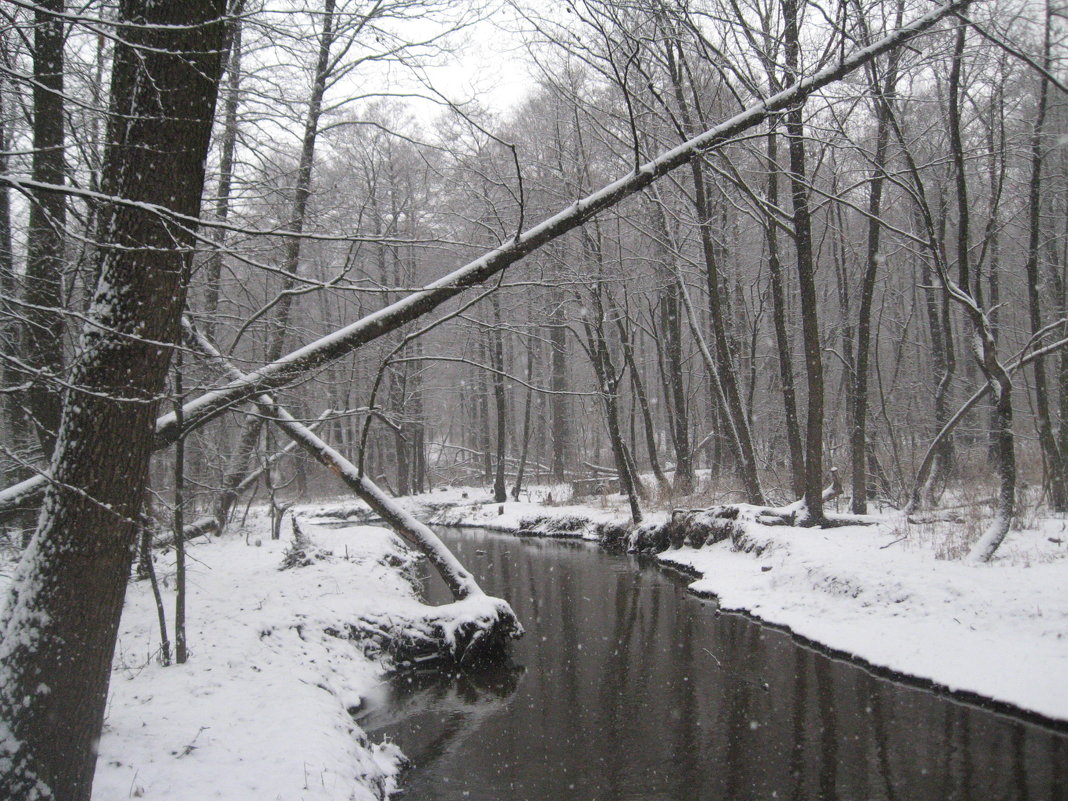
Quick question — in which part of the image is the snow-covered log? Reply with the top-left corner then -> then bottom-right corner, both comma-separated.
182,321 -> 522,656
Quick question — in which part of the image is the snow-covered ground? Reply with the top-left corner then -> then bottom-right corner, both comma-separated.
2,482 -> 1065,800
419,486 -> 1068,725
90,513 -> 420,800
83,505 -> 522,801
661,512 -> 1068,722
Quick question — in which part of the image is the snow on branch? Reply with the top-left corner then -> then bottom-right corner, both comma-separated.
0,0 -> 973,516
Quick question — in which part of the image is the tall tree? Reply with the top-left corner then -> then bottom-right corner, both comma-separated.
0,2 -> 228,797
782,0 -> 827,523
1023,0 -> 1067,510
851,0 -> 903,514
23,0 -> 67,455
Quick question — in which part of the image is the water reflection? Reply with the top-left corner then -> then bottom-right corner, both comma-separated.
365,527 -> 1068,801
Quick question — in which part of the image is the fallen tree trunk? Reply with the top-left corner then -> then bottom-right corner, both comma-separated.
0,0 -> 973,518
183,321 -> 497,598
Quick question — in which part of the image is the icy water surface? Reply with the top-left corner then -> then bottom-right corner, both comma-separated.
359,527 -> 1067,801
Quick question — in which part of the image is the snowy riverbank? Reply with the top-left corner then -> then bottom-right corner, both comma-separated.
7,509 -> 502,801
3,483 -> 1065,800
89,513 -> 418,800
417,486 -> 1068,726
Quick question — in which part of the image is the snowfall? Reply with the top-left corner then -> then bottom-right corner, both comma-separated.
0,483 -> 1065,799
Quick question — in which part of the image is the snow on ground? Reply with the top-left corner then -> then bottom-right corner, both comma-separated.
660,513 -> 1068,722
420,486 -> 1068,724
0,497 -> 521,801
89,512 -> 425,801
427,485 -> 649,537
2,480 -> 1064,800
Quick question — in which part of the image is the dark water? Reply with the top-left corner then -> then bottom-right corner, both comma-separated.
359,527 -> 1068,801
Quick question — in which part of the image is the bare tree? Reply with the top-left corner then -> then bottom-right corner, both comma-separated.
0,2 -> 228,797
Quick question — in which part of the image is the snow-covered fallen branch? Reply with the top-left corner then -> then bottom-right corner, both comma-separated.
181,322 -> 524,658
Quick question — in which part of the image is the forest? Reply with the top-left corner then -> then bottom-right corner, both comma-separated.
0,0 -> 1066,798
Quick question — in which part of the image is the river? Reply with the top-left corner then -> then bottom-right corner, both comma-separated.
358,526 -> 1067,801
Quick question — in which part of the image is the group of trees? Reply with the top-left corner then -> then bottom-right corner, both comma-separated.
0,0 -> 1063,796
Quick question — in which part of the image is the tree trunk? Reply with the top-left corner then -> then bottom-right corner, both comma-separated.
173,352 -> 188,664
491,295 -> 508,502
660,273 -> 693,494
202,3 -> 244,343
851,8 -> 902,513
263,0 -> 336,364
409,340 -> 428,493
208,0 -> 334,522
581,224 -> 643,521
917,209 -> 956,500
0,4 -> 226,798
23,0 -> 67,456
511,332 -> 536,499
388,363 -> 410,495
549,254 -> 571,483
617,315 -> 668,492
1023,1 -> 1067,510
477,335 -> 493,483
584,312 -> 642,524
647,198 -> 692,494
764,122 -> 806,497
667,43 -> 763,503
783,0 -> 826,524
0,81 -> 33,492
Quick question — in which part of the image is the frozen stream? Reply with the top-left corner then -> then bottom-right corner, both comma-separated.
359,526 -> 1067,800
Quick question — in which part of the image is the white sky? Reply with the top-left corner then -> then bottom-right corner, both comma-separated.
401,4 -> 540,122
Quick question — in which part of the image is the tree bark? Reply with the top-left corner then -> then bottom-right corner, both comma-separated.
617,315 -> 668,491
665,41 -> 762,503
783,0 -> 826,524
660,261 -> 693,494
211,0 -> 334,525
584,310 -> 643,523
202,2 -> 244,343
23,0 -> 67,456
548,275 -> 571,483
511,331 -> 536,499
1023,0 -> 1067,510
263,0 -> 336,364
0,3 -> 226,798
490,295 -> 508,503
851,4 -> 902,513
764,122 -> 806,498
0,80 -> 33,491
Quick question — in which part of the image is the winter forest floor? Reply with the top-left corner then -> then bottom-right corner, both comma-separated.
1,484 -> 1065,799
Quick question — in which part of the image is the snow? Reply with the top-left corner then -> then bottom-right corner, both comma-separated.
88,514 -> 430,800
0,509 -> 513,801
657,512 -> 1068,721
1,482 -> 1066,798
421,484 -> 664,539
